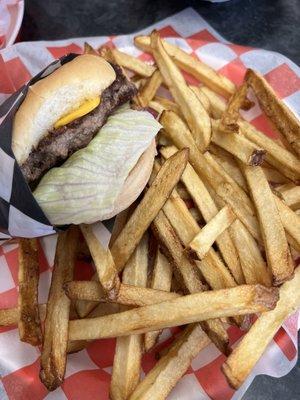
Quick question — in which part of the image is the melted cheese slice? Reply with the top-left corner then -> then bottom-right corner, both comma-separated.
54,96 -> 101,129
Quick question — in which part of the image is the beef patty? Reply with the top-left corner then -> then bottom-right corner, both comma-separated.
20,64 -> 137,183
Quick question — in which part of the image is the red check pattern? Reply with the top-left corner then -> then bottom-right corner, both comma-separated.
0,8 -> 299,400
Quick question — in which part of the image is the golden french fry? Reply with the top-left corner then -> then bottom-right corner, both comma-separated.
189,205 -> 236,259
199,86 -> 227,119
111,148 -> 188,272
109,206 -> 132,247
189,85 -> 211,112
130,324 -> 210,400
150,30 -> 211,151
18,238 -> 42,346
276,183 -> 300,210
65,281 -> 180,306
68,285 -> 278,341
223,267 -> 300,389
242,165 -> 294,285
40,226 -> 79,391
144,248 -> 172,352
238,120 -> 300,183
230,220 -> 272,286
209,144 -> 248,191
83,42 -> 99,55
111,48 -> 156,77
80,224 -> 120,299
160,111 -> 261,241
246,69 -> 300,157
212,119 -> 266,166
111,234 -> 149,400
136,69 -> 163,107
220,83 -> 251,132
134,35 -> 235,98
152,210 -> 206,294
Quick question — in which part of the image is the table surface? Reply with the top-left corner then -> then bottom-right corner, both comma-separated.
20,0 -> 300,399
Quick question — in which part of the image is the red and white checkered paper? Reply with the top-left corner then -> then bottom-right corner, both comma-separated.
0,8 -> 299,400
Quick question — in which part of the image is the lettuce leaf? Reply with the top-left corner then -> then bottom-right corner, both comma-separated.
34,105 -> 161,225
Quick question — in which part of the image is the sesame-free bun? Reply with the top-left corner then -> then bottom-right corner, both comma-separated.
12,55 -> 116,165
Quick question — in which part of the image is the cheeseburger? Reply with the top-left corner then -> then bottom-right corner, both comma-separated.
12,54 -> 161,225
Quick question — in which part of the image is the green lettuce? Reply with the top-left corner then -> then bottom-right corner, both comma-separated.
34,105 -> 161,225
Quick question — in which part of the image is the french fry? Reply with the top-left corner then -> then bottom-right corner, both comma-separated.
161,145 -> 244,284
134,35 -> 235,98
148,100 -> 165,115
212,119 -> 266,166
223,266 -> 300,389
136,69 -> 163,107
273,195 -> 300,251
111,48 -> 156,77
110,234 -> 149,400
160,111 -> 261,241
209,144 -> 248,191
110,148 -> 188,272
144,248 -> 173,352
262,165 -> 290,185
230,220 -> 272,286
40,226 -> 79,391
246,69 -> 300,157
65,281 -> 180,306
18,238 -> 42,346
152,211 -> 206,294
0,304 -> 46,327
189,205 -> 236,259
189,85 -> 211,112
220,83 -> 251,132
276,183 -> 300,210
99,46 -> 116,63
238,120 -> 300,183
80,224 -> 120,299
130,324 -> 210,400
109,206 -> 132,247
150,30 -> 211,151
68,285 -> 279,341
83,42 -> 99,55
153,95 -> 183,117
242,165 -> 294,285
199,86 -> 226,119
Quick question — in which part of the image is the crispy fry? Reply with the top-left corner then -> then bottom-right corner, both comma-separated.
150,31 -> 211,151
220,83 -> 251,132
199,86 -> 226,119
246,69 -> 300,157
136,69 -> 163,107
134,35 -> 235,98
209,144 -> 248,191
83,42 -> 99,55
152,211 -> 206,294
18,238 -> 42,346
242,165 -> 294,285
160,111 -> 261,241
212,119 -> 266,166
189,85 -> 211,112
109,206 -> 132,247
189,206 -> 236,259
80,224 -> 120,299
145,249 -> 172,352
238,120 -> 300,183
0,304 -> 46,327
111,148 -> 188,272
69,285 -> 278,341
40,226 -> 79,391
111,48 -> 156,77
111,234 -> 149,400
130,325 -> 210,400
230,220 -> 272,286
276,183 -> 300,210
223,267 -> 300,389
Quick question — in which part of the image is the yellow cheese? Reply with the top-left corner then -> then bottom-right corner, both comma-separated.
54,97 -> 101,129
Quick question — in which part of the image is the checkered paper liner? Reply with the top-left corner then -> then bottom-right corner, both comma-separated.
0,7 -> 299,400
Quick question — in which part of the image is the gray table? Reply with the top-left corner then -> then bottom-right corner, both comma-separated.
21,0 -> 300,398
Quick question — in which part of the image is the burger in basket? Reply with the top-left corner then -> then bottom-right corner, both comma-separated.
12,54 -> 161,225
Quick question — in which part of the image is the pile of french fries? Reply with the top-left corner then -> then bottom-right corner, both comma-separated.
1,31 -> 300,399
